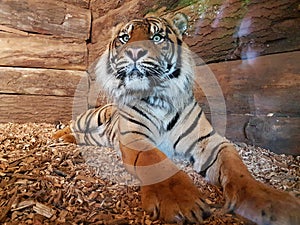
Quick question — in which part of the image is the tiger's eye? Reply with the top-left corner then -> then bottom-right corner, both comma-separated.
119,34 -> 130,43
152,34 -> 163,43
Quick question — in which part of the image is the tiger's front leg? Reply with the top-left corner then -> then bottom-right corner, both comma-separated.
207,145 -> 300,225
119,141 -> 211,223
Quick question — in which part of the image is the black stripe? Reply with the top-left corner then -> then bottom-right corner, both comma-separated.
107,63 -> 114,74
120,113 -> 152,133
108,41 -> 116,66
97,111 -> 102,126
83,132 -> 92,145
130,106 -> 160,131
169,68 -> 181,78
134,151 -> 142,167
75,116 -> 82,132
90,132 -> 102,145
173,102 -> 201,149
199,129 -> 216,145
97,105 -> 110,126
131,106 -> 153,122
105,112 -> 118,134
199,144 -> 228,177
108,116 -> 118,144
184,129 -> 216,156
120,131 -> 155,144
110,130 -> 117,145
177,38 -> 182,46
109,113 -> 118,132
84,130 -> 100,145
134,151 -> 144,182
143,17 -> 150,33
76,111 -> 90,132
76,110 -> 93,132
165,26 -> 173,36
167,112 -> 180,131
85,110 -> 96,132
165,37 -> 182,79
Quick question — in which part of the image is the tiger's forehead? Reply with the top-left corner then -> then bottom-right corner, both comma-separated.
118,18 -> 167,41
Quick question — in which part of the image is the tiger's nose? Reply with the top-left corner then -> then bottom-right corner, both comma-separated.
125,48 -> 148,61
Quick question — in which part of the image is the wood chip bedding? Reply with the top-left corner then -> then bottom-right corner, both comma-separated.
0,123 -> 299,224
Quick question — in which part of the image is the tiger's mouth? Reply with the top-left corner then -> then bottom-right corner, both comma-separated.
114,64 -> 151,92
127,67 -> 144,78
117,62 -> 164,84
117,63 -> 161,79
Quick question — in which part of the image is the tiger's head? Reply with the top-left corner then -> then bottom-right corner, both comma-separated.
96,14 -> 194,109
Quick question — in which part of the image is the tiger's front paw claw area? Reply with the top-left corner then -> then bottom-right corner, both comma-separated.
225,182 -> 300,225
141,171 -> 210,224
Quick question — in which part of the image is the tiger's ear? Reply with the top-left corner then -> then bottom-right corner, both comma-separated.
172,13 -> 188,35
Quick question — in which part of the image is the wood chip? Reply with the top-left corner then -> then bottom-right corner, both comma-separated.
0,123 -> 298,224
0,187 -> 18,222
33,202 -> 55,219
11,200 -> 36,211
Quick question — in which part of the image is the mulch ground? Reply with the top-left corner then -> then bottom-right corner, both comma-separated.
0,123 -> 299,224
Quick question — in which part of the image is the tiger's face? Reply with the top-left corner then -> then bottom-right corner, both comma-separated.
109,17 -> 183,91
96,14 -> 193,107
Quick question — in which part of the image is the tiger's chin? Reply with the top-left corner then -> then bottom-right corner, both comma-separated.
123,75 -> 150,91
112,84 -> 152,106
113,72 -> 159,105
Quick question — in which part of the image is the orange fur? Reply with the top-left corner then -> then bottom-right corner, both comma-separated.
52,127 -> 77,144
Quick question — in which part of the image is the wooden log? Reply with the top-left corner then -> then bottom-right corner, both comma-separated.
194,51 -> 300,116
176,0 -> 300,62
0,0 -> 91,40
88,0 -> 300,64
0,32 -> 87,70
195,51 -> 300,155
62,0 -> 90,9
0,67 -> 89,123
90,0 -> 129,18
0,67 -> 88,97
212,114 -> 300,155
0,94 -> 72,123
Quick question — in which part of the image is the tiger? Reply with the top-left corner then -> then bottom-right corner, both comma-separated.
53,14 -> 300,224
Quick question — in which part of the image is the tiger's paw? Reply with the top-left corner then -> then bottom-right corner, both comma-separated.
141,171 -> 211,224
52,127 -> 77,144
225,181 -> 300,225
